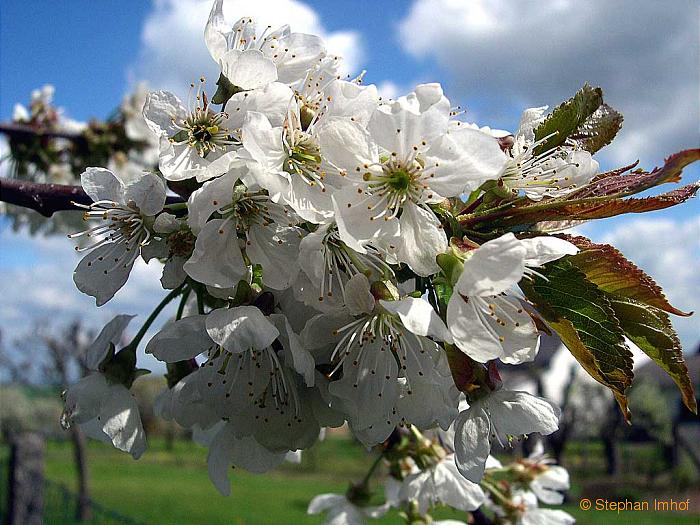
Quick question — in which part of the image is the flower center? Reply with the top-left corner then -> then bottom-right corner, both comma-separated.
171,108 -> 236,157
285,129 -> 326,189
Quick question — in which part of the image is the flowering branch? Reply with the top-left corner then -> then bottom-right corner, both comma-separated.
0,178 -> 183,217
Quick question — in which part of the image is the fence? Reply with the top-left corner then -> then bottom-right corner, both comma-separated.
0,459 -> 148,525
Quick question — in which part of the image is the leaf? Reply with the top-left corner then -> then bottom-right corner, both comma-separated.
486,182 -> 700,227
561,237 -> 696,413
563,236 -> 691,316
570,103 -> 624,154
609,296 -> 696,414
573,149 -> 700,199
520,259 -> 634,421
533,84 -> 603,155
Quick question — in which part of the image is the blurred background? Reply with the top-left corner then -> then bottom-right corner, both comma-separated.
1,1 -> 698,524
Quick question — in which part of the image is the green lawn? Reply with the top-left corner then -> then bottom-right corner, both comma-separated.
24,438 -> 700,524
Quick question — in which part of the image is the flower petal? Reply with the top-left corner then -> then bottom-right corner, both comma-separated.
183,218 -> 247,288
398,201 -> 446,276
455,233 -> 526,297
205,306 -> 280,353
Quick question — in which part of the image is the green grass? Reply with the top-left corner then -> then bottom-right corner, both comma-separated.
24,438 -> 700,524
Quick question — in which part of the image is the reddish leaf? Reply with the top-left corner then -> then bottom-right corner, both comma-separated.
573,149 -> 700,199
563,236 -> 691,316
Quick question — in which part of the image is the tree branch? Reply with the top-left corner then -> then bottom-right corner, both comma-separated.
0,122 -> 86,142
0,178 -> 183,217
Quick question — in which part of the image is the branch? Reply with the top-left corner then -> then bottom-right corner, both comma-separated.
0,121 -> 86,142
0,178 -> 183,217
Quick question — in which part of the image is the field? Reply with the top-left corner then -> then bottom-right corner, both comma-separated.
7,436 -> 694,525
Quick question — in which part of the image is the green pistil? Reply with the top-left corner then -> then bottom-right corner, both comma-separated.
385,168 -> 413,192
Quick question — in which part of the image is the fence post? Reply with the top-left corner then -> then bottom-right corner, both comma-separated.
5,432 -> 45,525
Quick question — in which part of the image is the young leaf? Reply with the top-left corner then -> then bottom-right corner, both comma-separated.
562,237 -> 696,413
570,103 -> 624,154
520,259 -> 634,421
609,296 -> 696,414
564,236 -> 691,316
573,149 -> 700,199
533,84 -> 603,155
484,182 -> 700,228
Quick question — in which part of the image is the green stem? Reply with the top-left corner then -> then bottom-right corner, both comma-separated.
195,286 -> 205,315
361,454 -> 384,487
125,284 -> 185,352
176,286 -> 192,321
163,202 -> 188,211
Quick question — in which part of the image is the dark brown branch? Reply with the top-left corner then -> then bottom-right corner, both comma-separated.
0,178 -> 183,217
0,122 -> 86,142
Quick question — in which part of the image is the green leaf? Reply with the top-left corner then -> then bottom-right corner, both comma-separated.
533,84 -> 603,155
520,259 -> 634,420
563,237 -> 696,413
609,296 -> 696,414
569,103 -> 624,154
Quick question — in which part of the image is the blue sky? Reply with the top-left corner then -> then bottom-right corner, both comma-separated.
1,0 -> 698,368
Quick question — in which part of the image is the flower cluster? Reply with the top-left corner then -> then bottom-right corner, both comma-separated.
56,1 -> 698,523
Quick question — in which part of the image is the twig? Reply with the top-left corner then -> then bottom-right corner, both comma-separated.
0,178 -> 183,217
0,122 -> 86,142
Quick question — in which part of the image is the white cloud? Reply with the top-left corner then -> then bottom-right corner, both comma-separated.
0,226 -> 172,372
397,0 -> 699,168
129,0 -> 363,97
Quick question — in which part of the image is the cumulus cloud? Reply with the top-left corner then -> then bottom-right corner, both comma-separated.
397,0 -> 699,168
129,0 -> 363,97
0,225 -> 172,372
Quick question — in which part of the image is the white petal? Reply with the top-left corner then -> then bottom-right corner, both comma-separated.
271,33 -> 326,84
186,171 -> 240,233
64,373 -> 110,424
153,212 -> 179,234
520,236 -> 579,267
219,49 -> 277,90
204,0 -> 228,62
225,82 -> 294,129
332,186 -> 400,255
380,297 -> 451,342
142,91 -> 185,136
74,243 -> 136,307
344,273 -> 375,315
307,494 -> 347,514
100,384 -> 146,459
317,117 -> 379,176
455,233 -> 526,297
122,172 -> 166,216
246,225 -> 301,290
158,139 -> 209,181
81,167 -> 124,204
398,201 -> 446,276
453,407 -> 491,482
426,127 -> 507,195
488,390 -> 561,437
161,256 -> 187,290
271,314 -> 315,387
205,306 -> 280,352
522,509 -> 576,525
324,81 -> 379,126
145,314 -> 211,361
87,314 -> 134,370
183,218 -> 247,288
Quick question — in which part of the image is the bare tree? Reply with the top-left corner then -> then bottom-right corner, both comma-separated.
1,321 -> 96,522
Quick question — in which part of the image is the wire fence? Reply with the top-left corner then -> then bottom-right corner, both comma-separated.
0,460 -> 148,525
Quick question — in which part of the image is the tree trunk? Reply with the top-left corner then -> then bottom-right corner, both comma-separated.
7,432 -> 45,525
69,426 -> 92,522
